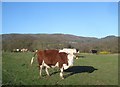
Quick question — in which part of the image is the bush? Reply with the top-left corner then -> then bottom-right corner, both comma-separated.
99,51 -> 111,54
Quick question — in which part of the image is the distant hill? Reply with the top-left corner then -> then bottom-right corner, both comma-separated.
2,34 -> 119,53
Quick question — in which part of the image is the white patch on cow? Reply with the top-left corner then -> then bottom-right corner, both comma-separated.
42,60 -> 50,68
67,54 -> 74,66
55,62 -> 59,67
51,62 -> 59,68
42,61 -> 59,68
63,64 -> 69,70
59,48 -> 77,54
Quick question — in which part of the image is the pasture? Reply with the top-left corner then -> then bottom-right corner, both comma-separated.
2,52 -> 118,85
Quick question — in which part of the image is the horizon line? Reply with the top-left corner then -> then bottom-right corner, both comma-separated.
1,33 -> 118,38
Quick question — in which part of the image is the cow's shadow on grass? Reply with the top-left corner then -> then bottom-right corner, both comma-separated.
64,66 -> 98,78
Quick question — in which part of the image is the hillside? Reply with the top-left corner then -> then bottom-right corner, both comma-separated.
2,34 -> 119,53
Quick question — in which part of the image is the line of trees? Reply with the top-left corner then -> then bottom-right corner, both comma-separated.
2,34 -> 119,53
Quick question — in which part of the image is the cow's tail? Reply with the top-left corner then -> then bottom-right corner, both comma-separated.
30,50 -> 38,65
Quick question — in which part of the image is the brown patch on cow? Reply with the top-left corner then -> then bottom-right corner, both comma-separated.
43,50 -> 59,66
58,52 -> 68,68
37,50 -> 44,66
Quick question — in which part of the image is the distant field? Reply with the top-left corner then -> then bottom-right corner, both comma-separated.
2,52 -> 118,85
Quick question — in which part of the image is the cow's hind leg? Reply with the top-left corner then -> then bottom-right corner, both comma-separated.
45,67 -> 50,76
60,67 -> 64,79
39,65 -> 43,78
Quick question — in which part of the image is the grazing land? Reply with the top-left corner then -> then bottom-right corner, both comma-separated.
2,52 -> 118,85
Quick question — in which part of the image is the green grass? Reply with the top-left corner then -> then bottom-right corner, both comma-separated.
2,52 -> 118,85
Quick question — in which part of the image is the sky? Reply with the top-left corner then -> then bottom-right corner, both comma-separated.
2,2 -> 118,38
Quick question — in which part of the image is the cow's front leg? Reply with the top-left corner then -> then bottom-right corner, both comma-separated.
60,67 -> 64,79
45,67 -> 50,76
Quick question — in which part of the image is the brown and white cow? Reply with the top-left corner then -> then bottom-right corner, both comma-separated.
30,49 -> 70,79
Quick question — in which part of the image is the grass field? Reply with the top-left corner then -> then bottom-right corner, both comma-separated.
2,52 -> 118,85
